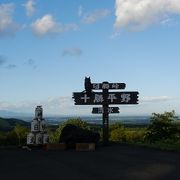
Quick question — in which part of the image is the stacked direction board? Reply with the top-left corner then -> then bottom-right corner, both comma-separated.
27,106 -> 49,146
73,77 -> 139,145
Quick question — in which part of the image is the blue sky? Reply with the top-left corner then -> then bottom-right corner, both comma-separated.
0,0 -> 180,116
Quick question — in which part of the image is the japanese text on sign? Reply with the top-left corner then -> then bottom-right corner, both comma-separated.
80,93 -> 131,103
73,91 -> 138,105
92,83 -> 126,90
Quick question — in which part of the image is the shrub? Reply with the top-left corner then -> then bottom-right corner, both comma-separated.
59,124 -> 100,148
109,123 -> 146,143
110,127 -> 126,142
47,128 -> 57,143
109,123 -> 124,132
14,124 -> 28,146
52,118 -> 88,143
62,118 -> 88,129
124,129 -> 145,143
6,130 -> 18,145
0,124 -> 28,146
145,111 -> 179,142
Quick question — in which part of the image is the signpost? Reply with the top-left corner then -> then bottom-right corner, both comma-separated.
73,92 -> 139,105
92,107 -> 119,114
72,77 -> 139,145
92,83 -> 126,90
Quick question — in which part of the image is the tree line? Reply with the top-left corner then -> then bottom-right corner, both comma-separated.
0,111 -> 180,150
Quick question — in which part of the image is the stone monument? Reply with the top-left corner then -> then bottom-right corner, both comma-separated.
27,106 -> 49,146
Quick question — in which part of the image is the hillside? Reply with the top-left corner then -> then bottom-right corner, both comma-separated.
0,117 -> 30,131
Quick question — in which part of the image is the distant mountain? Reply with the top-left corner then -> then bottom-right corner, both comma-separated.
0,110 -> 32,118
0,117 -> 30,131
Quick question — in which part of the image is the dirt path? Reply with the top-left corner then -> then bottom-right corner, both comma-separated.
1,144 -> 180,180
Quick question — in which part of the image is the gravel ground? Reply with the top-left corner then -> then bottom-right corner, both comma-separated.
1,144 -> 180,180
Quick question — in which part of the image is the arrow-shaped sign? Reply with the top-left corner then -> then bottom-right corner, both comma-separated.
73,91 -> 139,105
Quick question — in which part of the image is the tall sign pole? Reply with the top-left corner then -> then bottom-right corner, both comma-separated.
102,85 -> 109,145
72,77 -> 139,146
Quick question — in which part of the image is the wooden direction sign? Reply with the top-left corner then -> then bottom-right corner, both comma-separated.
92,107 -> 119,114
73,91 -> 139,105
73,77 -> 139,146
92,82 -> 126,90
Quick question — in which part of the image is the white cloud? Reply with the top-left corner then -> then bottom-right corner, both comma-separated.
0,3 -> 19,37
31,14 -> 79,36
62,48 -> 82,56
140,96 -> 171,103
23,0 -> 36,17
0,96 -> 179,116
114,0 -> 180,31
82,9 -> 110,24
0,96 -> 86,116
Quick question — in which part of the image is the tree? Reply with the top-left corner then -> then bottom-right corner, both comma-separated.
14,124 -> 28,146
145,111 -> 179,142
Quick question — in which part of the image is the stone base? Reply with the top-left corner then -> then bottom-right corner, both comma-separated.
76,143 -> 95,152
43,143 -> 66,150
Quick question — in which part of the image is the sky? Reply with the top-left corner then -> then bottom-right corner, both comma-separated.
0,0 -> 180,116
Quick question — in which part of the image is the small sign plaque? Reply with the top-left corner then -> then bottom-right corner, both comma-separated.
92,107 -> 119,114
92,83 -> 126,90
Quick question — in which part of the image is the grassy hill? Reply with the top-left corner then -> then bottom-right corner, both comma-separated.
0,117 -> 30,131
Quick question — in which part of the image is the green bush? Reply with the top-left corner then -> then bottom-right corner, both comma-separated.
51,118 -> 88,143
6,130 -> 18,145
124,129 -> 145,143
110,127 -> 145,143
110,127 -> 126,142
145,111 -> 179,142
109,123 -> 124,132
59,124 -> 100,148
0,124 -> 28,146
14,124 -> 28,146
47,128 -> 57,143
